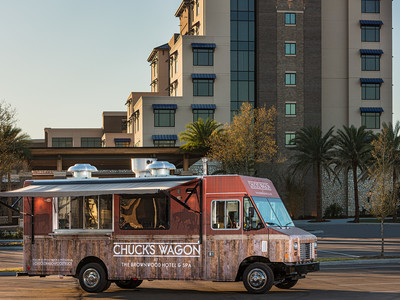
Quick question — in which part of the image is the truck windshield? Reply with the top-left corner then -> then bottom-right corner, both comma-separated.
252,197 -> 294,227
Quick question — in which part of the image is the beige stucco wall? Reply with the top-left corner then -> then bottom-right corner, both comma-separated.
45,128 -> 104,147
102,133 -> 133,147
322,0 -> 392,133
134,0 -> 231,147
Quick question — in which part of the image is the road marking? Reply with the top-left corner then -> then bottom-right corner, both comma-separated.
318,250 -> 360,258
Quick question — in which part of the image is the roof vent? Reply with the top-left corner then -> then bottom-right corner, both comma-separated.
67,164 -> 98,179
131,158 -> 157,178
145,161 -> 176,177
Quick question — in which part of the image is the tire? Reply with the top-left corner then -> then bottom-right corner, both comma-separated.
275,279 -> 298,289
103,280 -> 112,291
243,263 -> 274,294
78,263 -> 108,293
115,279 -> 143,289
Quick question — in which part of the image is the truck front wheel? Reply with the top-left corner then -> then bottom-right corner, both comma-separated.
243,263 -> 274,294
78,263 -> 109,293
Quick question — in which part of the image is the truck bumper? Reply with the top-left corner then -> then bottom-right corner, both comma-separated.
285,262 -> 320,276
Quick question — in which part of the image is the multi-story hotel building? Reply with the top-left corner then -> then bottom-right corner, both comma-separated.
126,0 -> 392,153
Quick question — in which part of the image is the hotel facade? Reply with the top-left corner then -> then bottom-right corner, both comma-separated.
125,0 -> 392,153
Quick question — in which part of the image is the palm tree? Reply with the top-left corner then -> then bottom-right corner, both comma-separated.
179,118 -> 223,156
381,122 -> 400,223
333,125 -> 372,223
290,126 -> 335,221
0,125 -> 31,223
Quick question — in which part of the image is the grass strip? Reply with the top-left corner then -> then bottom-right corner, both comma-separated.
0,268 -> 23,272
317,255 -> 400,262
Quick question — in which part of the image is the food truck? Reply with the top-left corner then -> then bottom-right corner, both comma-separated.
0,160 -> 319,294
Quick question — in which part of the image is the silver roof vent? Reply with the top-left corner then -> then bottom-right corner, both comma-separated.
145,161 -> 176,177
131,158 -> 157,178
67,164 -> 98,179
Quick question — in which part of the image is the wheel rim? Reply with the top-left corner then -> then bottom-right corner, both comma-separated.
83,268 -> 100,288
247,268 -> 267,290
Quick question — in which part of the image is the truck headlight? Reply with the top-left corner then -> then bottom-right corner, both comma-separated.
294,242 -> 298,250
314,241 -> 318,249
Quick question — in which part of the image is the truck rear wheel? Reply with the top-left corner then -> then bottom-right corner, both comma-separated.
115,279 -> 143,289
243,263 -> 274,294
78,262 -> 109,293
275,279 -> 298,289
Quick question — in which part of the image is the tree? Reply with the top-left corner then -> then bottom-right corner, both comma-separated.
290,126 -> 335,221
179,118 -> 223,156
366,127 -> 395,256
381,122 -> 400,223
208,102 -> 278,176
0,101 -> 31,223
333,125 -> 372,223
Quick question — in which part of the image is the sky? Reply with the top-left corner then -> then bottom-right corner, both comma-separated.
0,0 -> 399,139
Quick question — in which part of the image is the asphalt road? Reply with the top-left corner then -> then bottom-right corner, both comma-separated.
294,219 -> 400,258
0,262 -> 398,299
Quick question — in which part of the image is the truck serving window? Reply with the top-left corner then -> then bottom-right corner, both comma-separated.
211,200 -> 240,230
119,194 -> 169,230
56,195 -> 112,230
243,197 -> 264,231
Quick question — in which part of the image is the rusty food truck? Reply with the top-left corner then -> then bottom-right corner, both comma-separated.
0,160 -> 319,294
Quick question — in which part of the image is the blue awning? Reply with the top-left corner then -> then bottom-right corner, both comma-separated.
152,104 -> 178,110
360,20 -> 383,26
360,49 -> 384,55
191,104 -> 217,110
152,135 -> 178,141
114,138 -> 131,142
360,107 -> 384,113
360,78 -> 384,84
191,43 -> 216,49
191,74 -> 216,79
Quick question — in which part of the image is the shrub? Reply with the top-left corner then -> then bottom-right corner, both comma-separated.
324,203 -> 344,218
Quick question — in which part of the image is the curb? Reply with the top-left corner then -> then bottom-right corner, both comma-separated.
320,258 -> 400,266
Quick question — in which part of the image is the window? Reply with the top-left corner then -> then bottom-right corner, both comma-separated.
243,197 -> 264,231
119,194 -> 169,230
154,140 -> 176,147
362,83 -> 380,100
285,43 -> 296,55
285,103 -> 296,116
230,0 -> 255,117
285,133 -> 296,146
193,49 -> 214,66
193,109 -> 214,122
170,54 -> 178,76
115,141 -> 130,147
193,79 -> 214,96
56,195 -> 112,230
151,80 -> 158,93
81,137 -> 102,148
362,54 -> 380,71
196,0 -> 199,16
154,109 -> 175,127
285,73 -> 296,85
152,60 -> 157,77
211,200 -> 240,230
361,112 -> 380,129
361,26 -> 380,42
132,110 -> 140,133
52,137 -> 73,148
362,0 -> 380,13
285,13 -> 296,25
